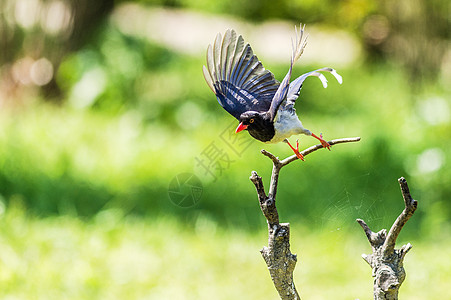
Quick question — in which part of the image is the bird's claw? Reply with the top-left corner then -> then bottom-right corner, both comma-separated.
286,139 -> 304,161
320,140 -> 331,150
313,133 -> 331,151
294,150 -> 305,161
320,134 -> 331,150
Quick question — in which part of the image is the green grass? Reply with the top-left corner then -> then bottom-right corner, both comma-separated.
0,204 -> 449,300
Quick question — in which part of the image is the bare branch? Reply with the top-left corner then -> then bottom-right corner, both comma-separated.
280,137 -> 361,166
356,218 -> 373,239
260,137 -> 362,219
261,149 -> 282,165
261,223 -> 300,300
356,219 -> 386,251
251,136 -> 361,299
268,163 -> 281,199
250,171 -> 279,226
399,243 -> 413,261
383,177 -> 418,257
357,177 -> 418,300
250,171 -> 267,201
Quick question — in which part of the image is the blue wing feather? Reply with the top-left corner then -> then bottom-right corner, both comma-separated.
203,29 -> 280,120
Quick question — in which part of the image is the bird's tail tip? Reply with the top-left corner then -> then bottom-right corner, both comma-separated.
330,69 -> 343,84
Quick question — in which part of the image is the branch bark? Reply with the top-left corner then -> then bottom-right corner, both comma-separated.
357,177 -> 418,300
250,137 -> 361,299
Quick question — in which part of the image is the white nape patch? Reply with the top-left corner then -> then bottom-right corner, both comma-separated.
267,109 -> 308,144
330,69 -> 343,84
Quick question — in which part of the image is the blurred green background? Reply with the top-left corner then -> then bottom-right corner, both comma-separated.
0,0 -> 450,299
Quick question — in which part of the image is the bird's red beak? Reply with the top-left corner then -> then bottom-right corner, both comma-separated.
235,122 -> 248,133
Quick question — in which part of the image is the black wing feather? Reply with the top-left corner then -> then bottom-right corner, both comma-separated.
203,29 -> 280,120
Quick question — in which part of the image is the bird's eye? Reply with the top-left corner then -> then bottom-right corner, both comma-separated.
249,118 -> 254,123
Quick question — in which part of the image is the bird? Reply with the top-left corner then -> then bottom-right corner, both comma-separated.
202,24 -> 342,160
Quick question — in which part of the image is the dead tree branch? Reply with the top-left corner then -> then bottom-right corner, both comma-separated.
357,177 -> 418,300
250,137 -> 361,300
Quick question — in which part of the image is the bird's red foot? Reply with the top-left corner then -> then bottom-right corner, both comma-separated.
312,133 -> 331,150
285,139 -> 305,161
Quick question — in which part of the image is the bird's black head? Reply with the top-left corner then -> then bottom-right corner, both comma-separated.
235,111 -> 275,142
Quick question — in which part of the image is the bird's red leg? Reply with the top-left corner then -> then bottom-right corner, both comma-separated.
311,133 -> 331,150
284,139 -> 304,161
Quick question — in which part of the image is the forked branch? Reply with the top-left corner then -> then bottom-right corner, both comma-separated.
250,137 -> 361,300
357,177 -> 418,300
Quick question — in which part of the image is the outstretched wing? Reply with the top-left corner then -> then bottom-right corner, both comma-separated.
268,24 -> 308,121
285,67 -> 343,107
203,29 -> 280,120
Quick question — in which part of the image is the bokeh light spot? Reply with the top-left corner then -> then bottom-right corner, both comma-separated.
30,57 -> 54,86
416,148 -> 445,174
417,96 -> 450,125
176,101 -> 202,130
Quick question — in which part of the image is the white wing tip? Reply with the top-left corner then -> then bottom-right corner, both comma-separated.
330,69 -> 343,84
202,65 -> 215,92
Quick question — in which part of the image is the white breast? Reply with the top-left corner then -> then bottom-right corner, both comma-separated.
266,109 -> 309,144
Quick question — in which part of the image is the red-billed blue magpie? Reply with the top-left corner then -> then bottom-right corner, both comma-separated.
203,25 -> 342,160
